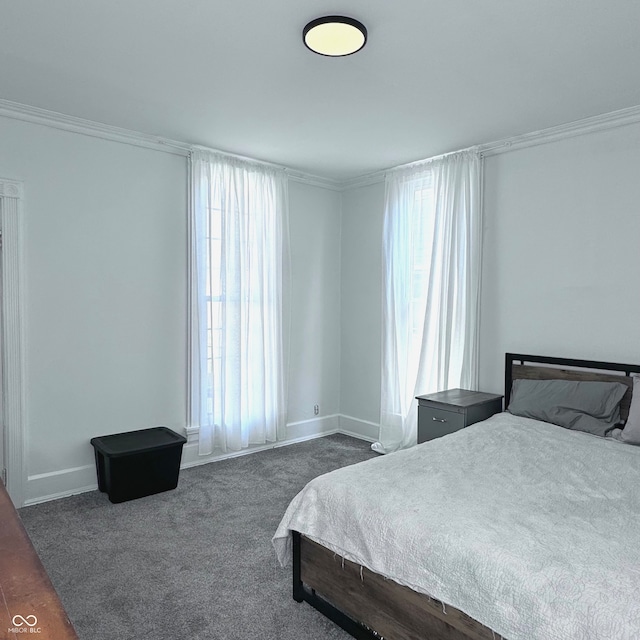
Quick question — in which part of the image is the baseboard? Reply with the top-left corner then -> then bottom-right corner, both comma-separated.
338,414 -> 379,442
180,414 -> 340,468
22,414 -> 378,506
285,414 -> 340,441
24,465 -> 98,506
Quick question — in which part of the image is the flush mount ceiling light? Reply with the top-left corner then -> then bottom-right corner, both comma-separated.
303,16 -> 367,57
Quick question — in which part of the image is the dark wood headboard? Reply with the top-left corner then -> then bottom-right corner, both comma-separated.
505,353 -> 640,423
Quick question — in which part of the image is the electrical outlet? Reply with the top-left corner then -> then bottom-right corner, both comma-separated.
314,404 -> 319,416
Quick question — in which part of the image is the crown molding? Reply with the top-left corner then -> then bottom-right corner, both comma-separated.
286,169 -> 342,192
479,103 -> 640,157
191,146 -> 343,191
339,103 -> 640,190
0,98 -> 191,157
339,170 -> 386,191
0,98 -> 343,190
2,97 -> 640,191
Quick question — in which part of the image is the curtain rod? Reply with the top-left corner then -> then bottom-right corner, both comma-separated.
190,145 -> 290,172
385,145 -> 481,174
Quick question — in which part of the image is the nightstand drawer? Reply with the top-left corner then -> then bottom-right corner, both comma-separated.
416,389 -> 503,444
417,406 -> 465,442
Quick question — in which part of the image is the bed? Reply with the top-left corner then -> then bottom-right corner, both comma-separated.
273,353 -> 640,640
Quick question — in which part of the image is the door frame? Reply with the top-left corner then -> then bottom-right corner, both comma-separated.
0,178 -> 26,507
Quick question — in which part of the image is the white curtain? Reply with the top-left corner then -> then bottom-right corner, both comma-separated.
373,150 -> 483,454
190,150 -> 288,454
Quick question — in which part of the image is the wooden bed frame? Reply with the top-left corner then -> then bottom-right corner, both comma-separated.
291,352 -> 640,640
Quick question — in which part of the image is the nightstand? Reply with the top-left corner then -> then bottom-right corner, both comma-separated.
415,389 -> 503,443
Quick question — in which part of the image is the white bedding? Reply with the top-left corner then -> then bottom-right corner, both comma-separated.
273,412 -> 640,640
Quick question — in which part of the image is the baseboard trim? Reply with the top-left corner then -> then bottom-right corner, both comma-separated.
24,465 -> 98,506
180,414 -> 340,468
338,415 -> 380,442
22,414 -> 380,505
337,428 -> 376,443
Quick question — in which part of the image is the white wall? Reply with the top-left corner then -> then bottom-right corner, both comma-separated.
6,107 -> 640,503
339,122 -> 640,429
286,181 -> 342,429
0,115 -> 347,502
339,182 -> 385,439
479,122 -> 640,393
0,116 -> 188,503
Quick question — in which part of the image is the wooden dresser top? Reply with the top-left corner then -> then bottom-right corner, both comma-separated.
0,483 -> 78,639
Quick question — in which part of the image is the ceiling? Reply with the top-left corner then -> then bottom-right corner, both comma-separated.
1,0 -> 640,180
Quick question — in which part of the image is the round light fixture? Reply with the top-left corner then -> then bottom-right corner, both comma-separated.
303,16 -> 367,57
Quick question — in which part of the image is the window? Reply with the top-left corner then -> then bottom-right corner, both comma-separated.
190,151 -> 287,454
375,151 -> 482,453
408,184 -> 435,387
204,202 -> 222,426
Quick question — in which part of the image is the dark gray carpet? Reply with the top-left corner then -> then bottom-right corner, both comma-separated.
19,434 -> 378,640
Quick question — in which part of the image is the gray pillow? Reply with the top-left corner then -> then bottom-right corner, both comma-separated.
507,378 -> 628,436
620,375 -> 640,444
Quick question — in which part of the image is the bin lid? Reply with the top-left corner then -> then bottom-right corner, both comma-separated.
90,427 -> 187,456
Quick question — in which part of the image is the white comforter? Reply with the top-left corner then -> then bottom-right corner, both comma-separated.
273,412 -> 640,640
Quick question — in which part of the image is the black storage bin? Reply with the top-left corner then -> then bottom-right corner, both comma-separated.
90,427 -> 187,503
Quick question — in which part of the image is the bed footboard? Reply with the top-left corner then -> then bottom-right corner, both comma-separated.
292,532 -> 496,640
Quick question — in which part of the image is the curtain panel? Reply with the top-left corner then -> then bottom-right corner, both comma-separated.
189,150 -> 288,454
374,150 -> 483,454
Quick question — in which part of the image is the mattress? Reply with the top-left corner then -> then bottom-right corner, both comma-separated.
273,412 -> 640,640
